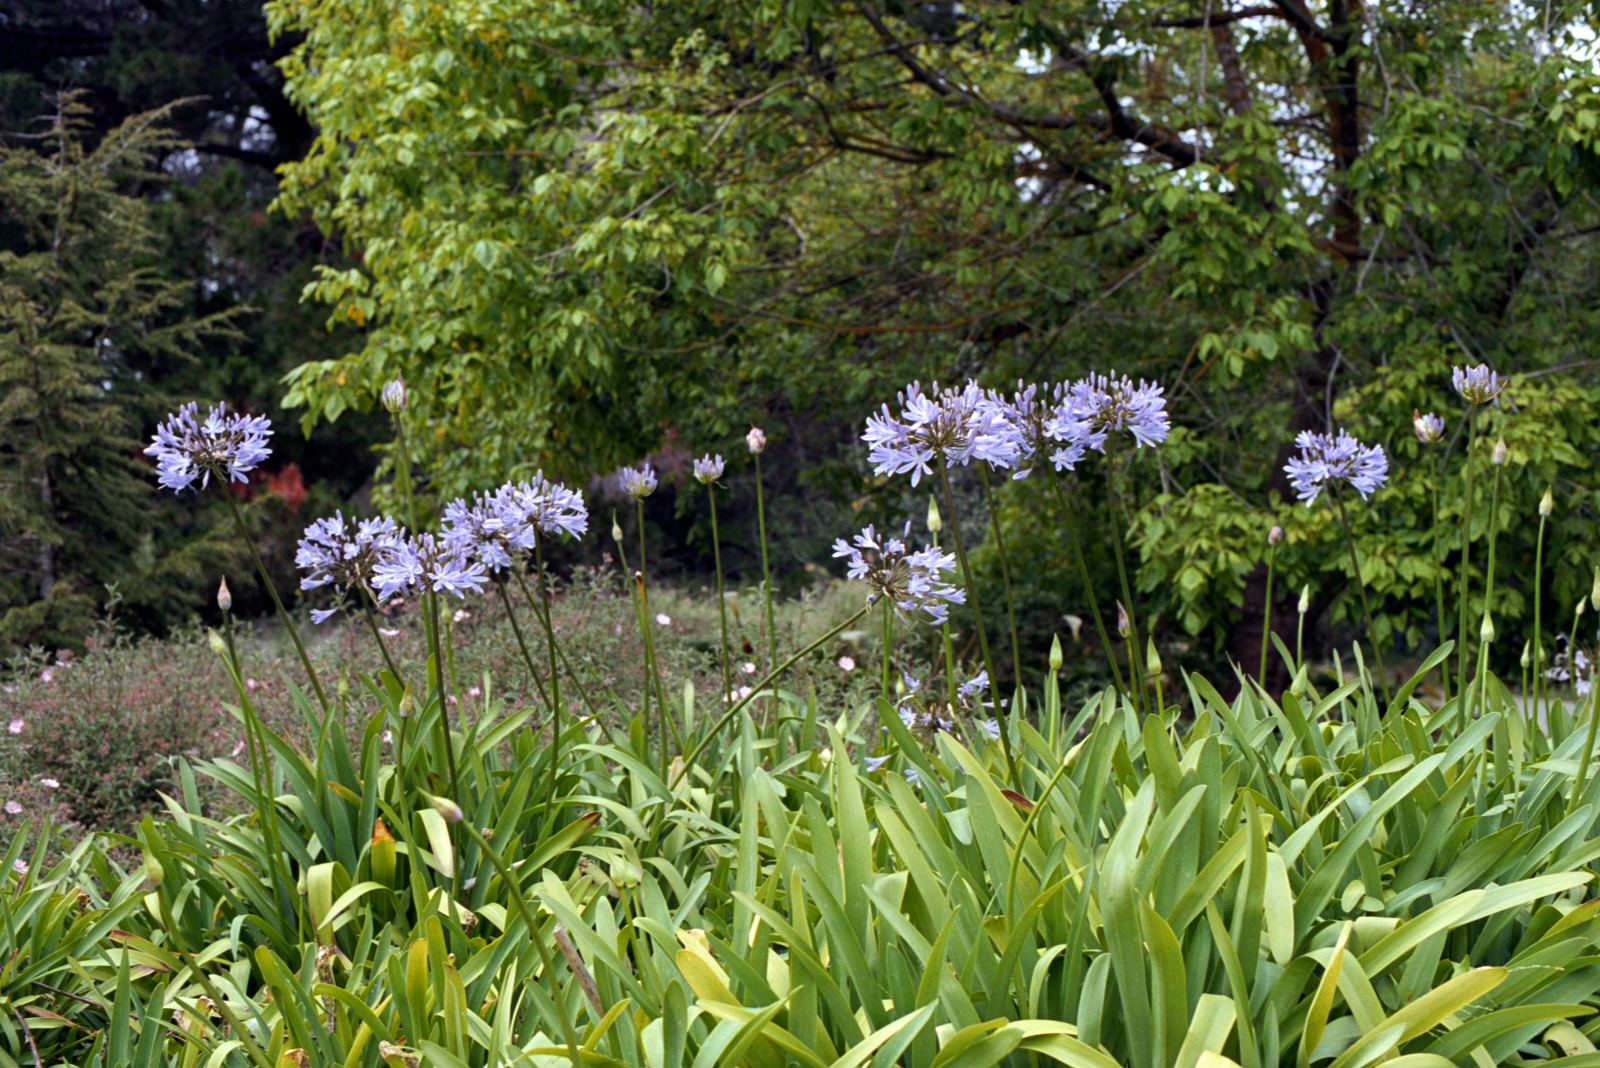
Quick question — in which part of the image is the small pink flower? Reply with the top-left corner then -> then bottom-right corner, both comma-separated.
4,801 -> 22,815
838,656 -> 856,672
467,686 -> 482,699
39,668 -> 53,683
7,718 -> 23,736
656,613 -> 671,626
380,627 -> 400,637
381,731 -> 394,745
245,678 -> 261,692
11,859 -> 26,876
740,662 -> 756,675
453,610 -> 472,624
613,624 -> 624,635
446,695 -> 458,706
232,739 -> 247,758
39,778 -> 58,789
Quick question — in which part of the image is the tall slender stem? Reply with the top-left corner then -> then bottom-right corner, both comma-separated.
219,616 -> 294,923
533,536 -> 565,814
1048,478 -> 1128,698
880,599 -> 894,703
636,501 -> 669,768
1259,543 -> 1276,689
1431,456 -> 1451,702
1533,511 -> 1548,722
495,577 -> 553,711
613,521 -> 651,761
426,590 -> 461,800
1572,662 -> 1600,812
219,490 -> 331,714
1456,410 -> 1478,695
937,459 -> 1017,788
708,485 -> 733,707
356,589 -> 403,682
1483,459 -> 1505,651
754,452 -> 778,677
1333,488 -> 1390,705
1102,462 -> 1147,715
674,604 -> 872,787
978,465 -> 1023,685
512,568 -> 602,724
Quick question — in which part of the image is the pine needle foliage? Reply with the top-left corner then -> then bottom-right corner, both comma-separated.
0,92 -> 241,653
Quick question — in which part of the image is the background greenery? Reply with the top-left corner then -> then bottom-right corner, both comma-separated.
4,0 -> 1600,685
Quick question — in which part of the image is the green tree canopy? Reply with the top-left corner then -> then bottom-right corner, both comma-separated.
269,0 -> 1600,660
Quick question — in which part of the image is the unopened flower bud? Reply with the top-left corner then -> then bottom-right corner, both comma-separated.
1116,602 -> 1130,638
1592,565 -> 1600,611
1540,486 -> 1554,516
1146,638 -> 1162,675
611,514 -> 623,543
381,378 -> 406,413
1521,641 -> 1531,669
398,691 -> 415,718
207,629 -> 227,657
1580,599 -> 1589,621
1298,584 -> 1311,614
338,676 -> 350,700
746,426 -> 766,454
216,577 -> 232,611
927,497 -> 942,534
1049,634 -> 1063,671
427,793 -> 464,824
1413,409 -> 1445,444
1492,435 -> 1509,466
1268,525 -> 1283,546
1480,610 -> 1495,644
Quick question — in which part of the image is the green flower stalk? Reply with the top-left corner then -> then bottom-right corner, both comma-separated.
1048,477 -> 1129,699
1416,410 -> 1451,701
748,427 -> 778,682
695,455 -> 734,710
1451,364 -> 1505,698
1260,525 -> 1283,689
929,496 -> 957,708
1102,460 -> 1148,714
1534,486 -> 1553,719
1297,583 -> 1311,668
935,458 -> 1017,787
977,463 -> 1023,686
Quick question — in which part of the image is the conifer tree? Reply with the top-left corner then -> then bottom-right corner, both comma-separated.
0,93 -> 239,653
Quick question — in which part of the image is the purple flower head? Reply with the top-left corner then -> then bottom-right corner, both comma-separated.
296,513 -> 405,621
1452,364 -> 1506,406
444,475 -> 587,572
832,521 -> 965,624
372,532 -> 488,602
957,670 -> 990,706
1068,373 -> 1170,449
865,754 -> 892,772
1413,410 -> 1445,445
863,380 -> 1021,486
693,454 -> 725,485
145,402 -> 273,492
618,465 -> 658,499
1283,429 -> 1388,506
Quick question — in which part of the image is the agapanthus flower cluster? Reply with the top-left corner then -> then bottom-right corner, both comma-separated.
372,532 -> 488,602
619,465 -> 658,499
983,381 -> 1104,478
443,475 -> 588,572
296,513 -> 406,616
145,402 -> 273,492
1068,373 -> 1170,449
863,381 -> 1021,486
1283,429 -> 1389,505
694,454 -> 725,484
1452,364 -> 1506,405
833,521 -> 965,623
1546,645 -> 1593,697
1413,410 -> 1445,444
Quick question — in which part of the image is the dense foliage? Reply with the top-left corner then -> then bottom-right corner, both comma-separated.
264,0 -> 1600,661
